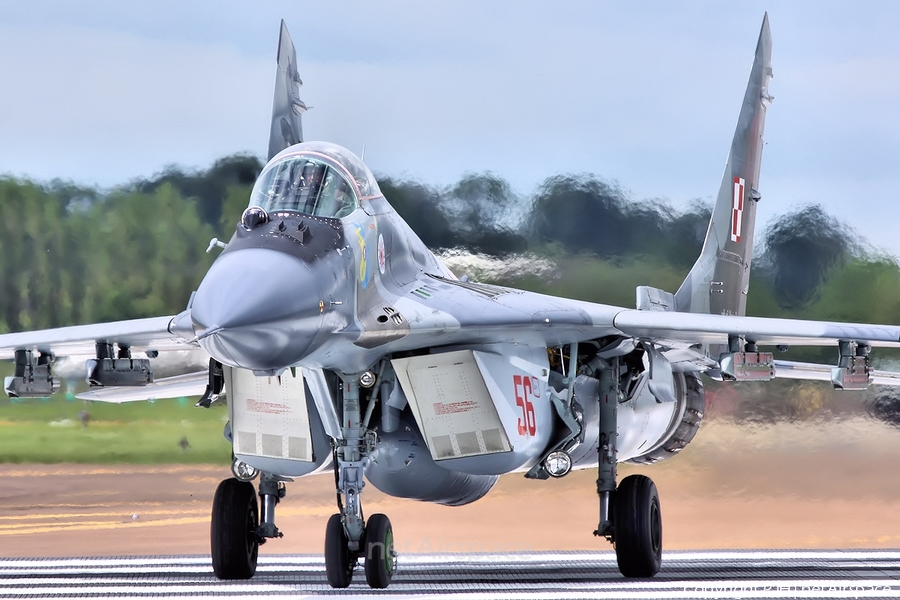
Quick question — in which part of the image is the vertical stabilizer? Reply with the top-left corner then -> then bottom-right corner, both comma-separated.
674,14 -> 773,316
267,21 -> 306,161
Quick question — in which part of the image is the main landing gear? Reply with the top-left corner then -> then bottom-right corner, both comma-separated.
210,479 -> 258,579
594,357 -> 663,578
325,373 -> 396,589
211,469 -> 286,580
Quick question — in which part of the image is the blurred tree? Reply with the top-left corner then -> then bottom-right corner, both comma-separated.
0,158 -> 896,346
757,205 -> 859,310
445,173 -> 526,255
136,154 -> 262,229
526,174 -> 707,265
81,185 -> 216,322
377,178 -> 456,250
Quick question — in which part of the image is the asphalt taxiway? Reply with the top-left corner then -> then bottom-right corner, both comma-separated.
1,550 -> 899,599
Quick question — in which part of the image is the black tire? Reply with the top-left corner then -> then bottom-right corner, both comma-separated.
325,514 -> 354,588
613,474 -> 662,578
364,513 -> 394,588
211,478 -> 259,580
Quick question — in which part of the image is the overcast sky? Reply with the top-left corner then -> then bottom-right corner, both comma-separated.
2,2 -> 899,255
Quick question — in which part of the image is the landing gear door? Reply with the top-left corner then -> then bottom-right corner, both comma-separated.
392,350 -> 512,461
225,366 -> 314,462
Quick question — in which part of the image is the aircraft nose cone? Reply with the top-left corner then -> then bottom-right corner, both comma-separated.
190,248 -> 324,370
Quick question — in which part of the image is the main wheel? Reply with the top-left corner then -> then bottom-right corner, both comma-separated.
211,478 -> 259,580
364,513 -> 394,588
325,514 -> 354,588
613,474 -> 662,577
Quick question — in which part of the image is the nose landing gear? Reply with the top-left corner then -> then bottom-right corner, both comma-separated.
325,373 -> 397,589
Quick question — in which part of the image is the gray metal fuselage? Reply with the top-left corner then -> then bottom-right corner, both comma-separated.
189,172 -> 622,377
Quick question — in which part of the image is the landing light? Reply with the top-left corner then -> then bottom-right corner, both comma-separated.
359,371 -> 377,388
232,458 -> 260,482
544,451 -> 572,478
241,206 -> 269,230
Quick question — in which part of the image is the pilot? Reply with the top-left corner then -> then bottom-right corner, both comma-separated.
333,187 -> 354,218
294,162 -> 325,212
302,164 -> 325,193
332,178 -> 357,218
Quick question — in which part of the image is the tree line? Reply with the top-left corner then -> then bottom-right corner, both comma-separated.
1,154 -> 897,336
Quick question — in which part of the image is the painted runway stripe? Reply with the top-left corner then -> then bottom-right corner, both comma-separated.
0,551 -> 899,599
0,506 -> 332,536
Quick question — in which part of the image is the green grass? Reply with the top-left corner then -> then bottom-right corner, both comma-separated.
0,396 -> 231,464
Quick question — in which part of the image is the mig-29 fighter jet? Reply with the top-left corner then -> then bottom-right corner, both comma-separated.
3,14 -> 900,589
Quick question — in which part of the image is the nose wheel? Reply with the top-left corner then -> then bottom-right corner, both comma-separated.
325,514 -> 356,588
363,513 -> 395,588
325,512 -> 395,589
211,478 -> 260,580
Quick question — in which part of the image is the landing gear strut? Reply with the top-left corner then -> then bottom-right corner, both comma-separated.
593,357 -> 663,578
325,373 -> 396,589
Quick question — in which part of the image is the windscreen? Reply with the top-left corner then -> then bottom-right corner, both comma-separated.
249,156 -> 358,219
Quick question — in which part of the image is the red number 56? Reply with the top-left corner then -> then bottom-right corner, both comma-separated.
514,374 -> 537,436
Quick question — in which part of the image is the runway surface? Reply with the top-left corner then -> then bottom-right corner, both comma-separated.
1,551 -> 900,599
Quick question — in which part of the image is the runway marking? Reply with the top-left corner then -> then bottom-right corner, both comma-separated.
0,551 -> 898,598
0,508 -> 207,521
0,504 -> 334,537
0,466 -> 219,477
0,508 -> 331,536
0,516 -> 208,536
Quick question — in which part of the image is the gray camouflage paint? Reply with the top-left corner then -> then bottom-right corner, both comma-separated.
267,20 -> 305,161
674,14 -> 772,318
5,17 -> 900,508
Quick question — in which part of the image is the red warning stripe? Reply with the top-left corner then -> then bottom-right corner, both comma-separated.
731,176 -> 745,243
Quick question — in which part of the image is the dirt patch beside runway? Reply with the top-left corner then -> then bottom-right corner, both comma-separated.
1,417 -> 899,558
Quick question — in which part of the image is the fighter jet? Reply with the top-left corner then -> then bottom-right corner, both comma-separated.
2,15 -> 899,588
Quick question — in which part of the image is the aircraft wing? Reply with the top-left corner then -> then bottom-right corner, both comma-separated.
388,278 -> 900,353
0,315 -> 194,360
612,309 -> 900,348
774,360 -> 900,386
75,371 -> 208,402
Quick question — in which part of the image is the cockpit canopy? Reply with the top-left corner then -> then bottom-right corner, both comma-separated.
248,142 -> 381,219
